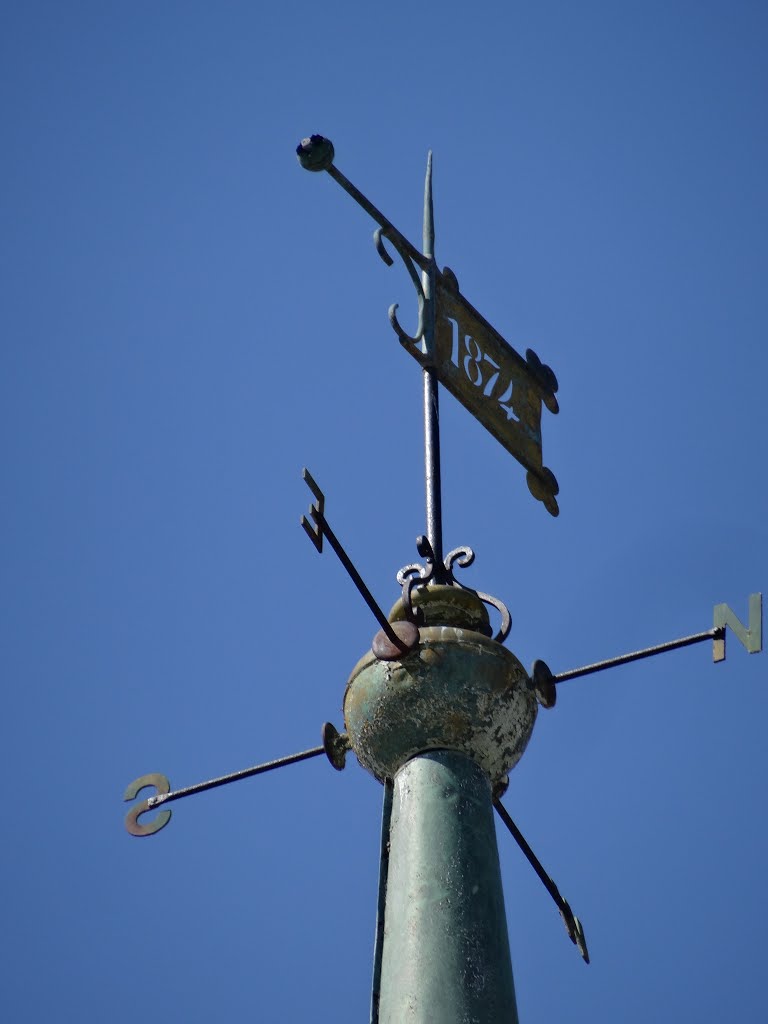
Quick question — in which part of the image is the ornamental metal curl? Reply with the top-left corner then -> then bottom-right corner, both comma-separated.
444,545 -> 475,574
397,535 -> 438,618
389,302 -> 426,351
445,544 -> 512,643
397,537 -> 478,597
396,536 -> 436,590
373,227 -> 427,350
475,590 -> 512,645
396,538 -> 511,642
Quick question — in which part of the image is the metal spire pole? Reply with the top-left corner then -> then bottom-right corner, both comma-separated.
348,586 -> 525,1024
421,152 -> 445,575
359,156 -> 520,1021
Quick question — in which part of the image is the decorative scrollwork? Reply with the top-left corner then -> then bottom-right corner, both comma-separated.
396,538 -> 511,642
397,535 -> 436,619
397,538 -> 479,619
396,563 -> 427,588
475,590 -> 512,644
373,227 -> 427,352
396,536 -> 436,588
445,545 -> 511,642
444,546 -> 475,574
373,227 -> 424,295
373,226 -> 395,267
389,302 -> 427,351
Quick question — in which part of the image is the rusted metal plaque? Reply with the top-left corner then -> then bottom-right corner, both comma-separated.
402,270 -> 560,516
436,276 -> 559,515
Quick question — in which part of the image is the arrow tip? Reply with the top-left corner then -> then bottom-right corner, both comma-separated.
423,150 -> 434,257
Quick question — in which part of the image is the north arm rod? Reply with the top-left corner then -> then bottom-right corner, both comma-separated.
555,628 -> 722,684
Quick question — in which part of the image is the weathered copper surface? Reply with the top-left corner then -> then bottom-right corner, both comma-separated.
433,275 -> 560,516
345,625 -> 537,785
395,268 -> 561,515
378,753 -> 519,1023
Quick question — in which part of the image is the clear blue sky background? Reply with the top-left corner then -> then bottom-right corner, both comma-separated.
2,2 -> 766,1022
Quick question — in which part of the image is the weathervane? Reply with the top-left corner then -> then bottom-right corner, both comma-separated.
124,134 -> 762,1023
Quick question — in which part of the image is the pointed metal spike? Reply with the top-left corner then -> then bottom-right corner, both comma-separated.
423,151 -> 434,258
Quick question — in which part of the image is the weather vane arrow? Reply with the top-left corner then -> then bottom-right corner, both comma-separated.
296,134 -> 561,530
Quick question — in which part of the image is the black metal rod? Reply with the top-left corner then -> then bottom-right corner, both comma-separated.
319,149 -> 448,580
317,512 -> 409,652
370,781 -> 393,1024
555,628 -> 720,684
147,746 -> 325,808
494,800 -> 589,963
423,366 -> 445,575
420,153 -> 446,578
326,164 -> 428,271
494,800 -> 564,908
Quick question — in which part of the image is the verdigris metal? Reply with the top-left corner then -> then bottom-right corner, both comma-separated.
344,587 -> 536,787
377,751 -> 519,1024
390,583 -> 492,636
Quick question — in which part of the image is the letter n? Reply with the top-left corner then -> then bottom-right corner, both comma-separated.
713,593 -> 762,662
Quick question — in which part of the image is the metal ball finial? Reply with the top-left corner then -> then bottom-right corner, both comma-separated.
296,135 -> 335,171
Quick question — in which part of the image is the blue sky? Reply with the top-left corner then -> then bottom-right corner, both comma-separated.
2,2 -> 766,1021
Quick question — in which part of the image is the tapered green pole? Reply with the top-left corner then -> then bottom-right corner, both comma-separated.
344,586 -> 537,1024
378,750 -> 518,1023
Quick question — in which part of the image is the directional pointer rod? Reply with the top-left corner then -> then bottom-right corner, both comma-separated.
296,135 -> 428,272
301,468 -> 417,656
124,724 -> 350,837
531,594 -> 763,708
494,799 -> 589,963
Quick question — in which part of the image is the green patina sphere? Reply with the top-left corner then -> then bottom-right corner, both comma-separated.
344,623 -> 537,785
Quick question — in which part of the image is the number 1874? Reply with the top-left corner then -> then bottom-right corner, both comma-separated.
446,318 -> 520,423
